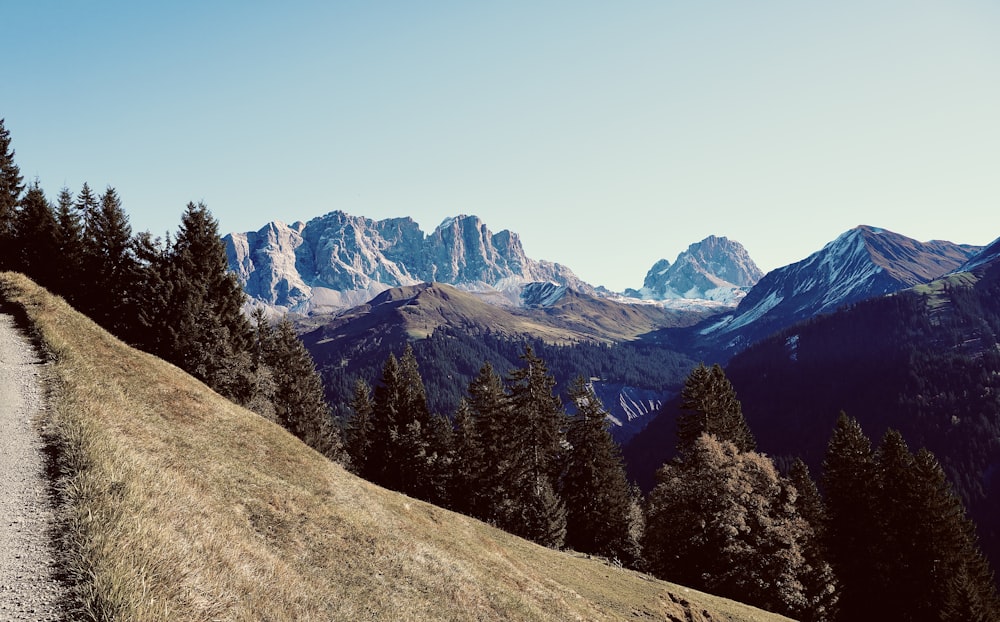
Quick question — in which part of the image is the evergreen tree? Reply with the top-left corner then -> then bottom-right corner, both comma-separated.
874,438 -> 1000,621
449,398 -> 478,515
53,187 -> 85,304
81,186 -> 138,334
562,377 -> 634,562
821,413 -> 879,622
74,182 -> 98,221
463,361 -> 513,523
0,119 -> 24,269
367,345 -> 440,499
13,182 -> 60,287
264,317 -> 342,459
139,202 -> 253,401
346,378 -> 374,477
244,307 -> 278,421
789,459 -> 839,622
676,363 -> 755,455
504,345 -> 568,548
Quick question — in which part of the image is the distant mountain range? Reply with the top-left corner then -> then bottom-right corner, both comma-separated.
225,210 -> 997,463
224,212 -> 591,314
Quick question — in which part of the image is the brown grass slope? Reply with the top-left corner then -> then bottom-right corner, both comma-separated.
0,272 -> 794,622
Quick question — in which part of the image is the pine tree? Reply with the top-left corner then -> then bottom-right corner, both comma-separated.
13,182 -> 60,287
81,186 -> 138,334
346,378 -> 374,477
139,202 -> 254,401
788,459 -> 839,622
367,345 -> 440,499
676,363 -> 755,455
820,414 -> 880,621
53,187 -> 85,304
0,119 -> 24,269
875,440 -> 1000,621
562,377 -> 634,562
263,318 -> 341,459
449,399 -> 478,515
463,361 -> 513,523
74,182 -> 98,221
504,345 -> 568,548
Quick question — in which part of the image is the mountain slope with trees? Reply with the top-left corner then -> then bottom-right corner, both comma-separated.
0,271 -> 798,622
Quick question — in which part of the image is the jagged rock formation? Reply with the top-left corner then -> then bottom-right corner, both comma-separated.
625,236 -> 763,303
224,212 -> 590,313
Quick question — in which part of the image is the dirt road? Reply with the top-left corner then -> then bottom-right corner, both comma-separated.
0,312 -> 65,620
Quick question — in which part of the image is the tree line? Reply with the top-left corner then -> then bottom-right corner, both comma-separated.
345,344 -> 1000,622
0,118 -> 339,460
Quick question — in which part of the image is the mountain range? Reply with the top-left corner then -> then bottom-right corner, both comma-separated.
226,211 -> 994,448
224,212 -> 591,314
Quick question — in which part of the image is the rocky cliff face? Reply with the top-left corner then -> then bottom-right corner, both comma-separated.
224,211 -> 590,313
626,236 -> 763,302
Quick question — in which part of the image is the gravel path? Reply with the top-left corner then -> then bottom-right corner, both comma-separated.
0,313 -> 65,621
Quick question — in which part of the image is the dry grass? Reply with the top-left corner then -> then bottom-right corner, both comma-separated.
0,272 -> 795,622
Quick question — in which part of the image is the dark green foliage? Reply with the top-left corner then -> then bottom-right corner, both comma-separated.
314,324 -> 695,427
561,377 -> 635,562
80,187 -> 140,335
461,362 -> 513,523
0,118 -> 24,269
263,317 -> 342,459
822,417 -> 1000,621
53,187 -> 86,304
644,434 -> 815,619
676,363 -> 755,455
366,345 -> 449,502
447,350 -> 569,549
137,202 -> 254,401
13,182 -> 60,288
448,399 -> 477,516
345,378 -> 374,476
788,459 -> 839,622
725,271 -> 1000,567
820,413 -> 879,621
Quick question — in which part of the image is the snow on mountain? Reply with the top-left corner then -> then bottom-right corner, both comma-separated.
624,236 -> 762,303
697,225 -> 982,355
224,211 -> 591,314
955,236 -> 1000,274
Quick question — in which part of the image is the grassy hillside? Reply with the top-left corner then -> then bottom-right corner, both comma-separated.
0,272 -> 793,622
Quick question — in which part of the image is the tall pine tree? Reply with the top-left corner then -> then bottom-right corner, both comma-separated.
562,377 -> 634,562
54,187 -> 85,304
81,186 -> 138,335
0,119 -> 24,269
263,317 -> 342,459
676,363 -> 755,455
505,345 -> 568,548
139,202 -> 253,401
13,181 -> 60,288
821,413 -> 879,622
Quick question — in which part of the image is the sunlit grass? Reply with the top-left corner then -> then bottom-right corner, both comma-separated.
1,272 -> 794,621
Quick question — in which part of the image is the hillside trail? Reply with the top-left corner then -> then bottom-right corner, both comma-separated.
0,312 -> 66,620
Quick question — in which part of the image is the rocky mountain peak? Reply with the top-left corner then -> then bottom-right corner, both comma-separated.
626,236 -> 762,302
225,210 -> 591,314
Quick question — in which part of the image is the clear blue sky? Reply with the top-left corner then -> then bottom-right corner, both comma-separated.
6,1 -> 1000,291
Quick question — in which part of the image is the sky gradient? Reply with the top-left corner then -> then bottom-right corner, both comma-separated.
7,1 -> 1000,291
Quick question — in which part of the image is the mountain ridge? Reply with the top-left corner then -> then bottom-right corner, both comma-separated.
225,211 -> 592,314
